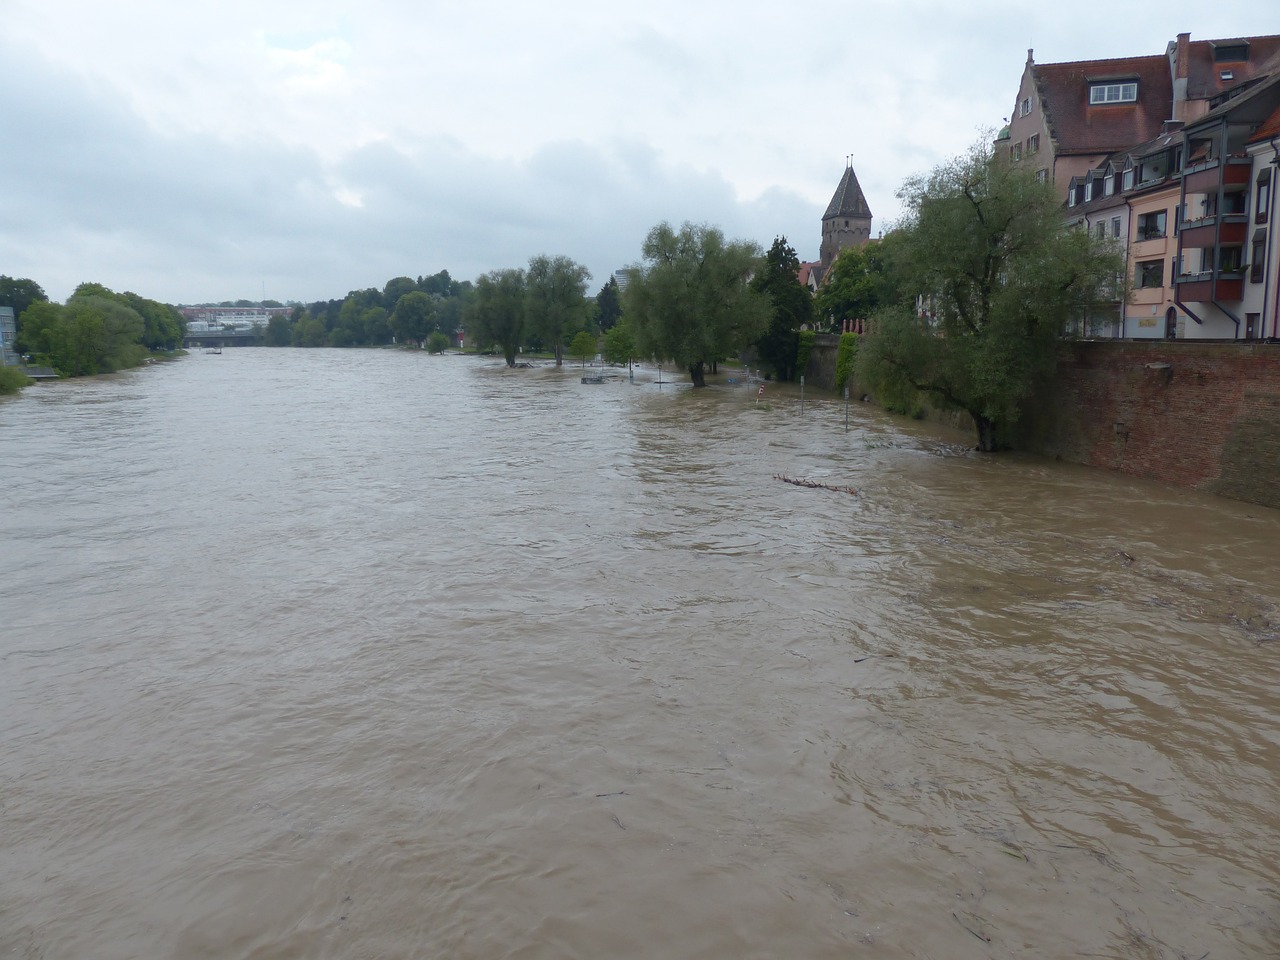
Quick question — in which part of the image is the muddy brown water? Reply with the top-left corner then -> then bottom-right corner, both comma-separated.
2,349 -> 1278,959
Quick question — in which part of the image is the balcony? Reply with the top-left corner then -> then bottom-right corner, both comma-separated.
1178,216 -> 1247,248
1175,271 -> 1243,302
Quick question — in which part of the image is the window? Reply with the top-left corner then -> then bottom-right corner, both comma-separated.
1122,167 -> 1135,190
1213,43 -> 1248,63
1067,182 -> 1077,207
1257,170 -> 1271,224
1111,216 -> 1121,238
1137,260 -> 1163,288
1028,133 -> 1040,155
1011,142 -> 1022,161
1095,221 -> 1105,239
1104,173 -> 1114,195
1084,180 -> 1094,202
1035,169 -> 1048,184
1219,247 -> 1243,272
1136,210 -> 1167,241
1020,96 -> 1032,117
1251,234 -> 1266,283
1090,81 -> 1138,104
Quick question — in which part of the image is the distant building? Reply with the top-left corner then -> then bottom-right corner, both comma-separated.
817,160 -> 873,283
0,306 -> 16,366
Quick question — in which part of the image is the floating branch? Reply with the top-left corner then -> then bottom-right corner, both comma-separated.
774,474 -> 857,495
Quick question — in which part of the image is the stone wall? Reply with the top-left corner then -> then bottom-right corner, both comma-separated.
1020,341 -> 1280,508
805,337 -> 1280,509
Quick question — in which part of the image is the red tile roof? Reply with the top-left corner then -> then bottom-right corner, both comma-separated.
1184,35 -> 1280,101
1033,55 -> 1173,157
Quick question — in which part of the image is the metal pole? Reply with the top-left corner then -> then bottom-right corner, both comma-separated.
800,376 -> 805,414
844,386 -> 849,433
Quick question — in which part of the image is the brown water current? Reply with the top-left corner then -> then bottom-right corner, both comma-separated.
2,349 -> 1278,959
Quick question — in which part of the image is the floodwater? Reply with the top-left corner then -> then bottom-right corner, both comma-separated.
1,348 -> 1278,959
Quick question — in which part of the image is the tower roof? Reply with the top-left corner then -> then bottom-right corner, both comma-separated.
823,164 -> 872,220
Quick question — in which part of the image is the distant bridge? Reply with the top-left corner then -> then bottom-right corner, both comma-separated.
183,329 -> 262,348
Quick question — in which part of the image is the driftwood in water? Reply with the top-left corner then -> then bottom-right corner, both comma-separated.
774,474 -> 857,496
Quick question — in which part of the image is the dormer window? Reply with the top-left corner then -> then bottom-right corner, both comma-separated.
1019,96 -> 1032,117
1220,70 -> 1234,82
1213,42 -> 1248,63
1090,81 -> 1138,104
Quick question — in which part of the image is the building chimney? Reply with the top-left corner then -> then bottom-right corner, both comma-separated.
1172,32 -> 1191,121
1027,47 -> 1034,65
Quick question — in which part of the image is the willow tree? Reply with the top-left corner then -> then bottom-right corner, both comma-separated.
856,139 -> 1124,451
623,222 -> 770,387
466,269 -> 526,366
525,254 -> 591,367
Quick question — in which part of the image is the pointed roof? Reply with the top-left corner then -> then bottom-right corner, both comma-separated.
823,164 -> 872,220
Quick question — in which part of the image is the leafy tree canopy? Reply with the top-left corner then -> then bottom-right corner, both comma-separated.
569,330 -> 597,365
855,138 -> 1125,451
815,234 -> 903,333
0,276 -> 48,329
526,254 -> 591,366
594,276 -> 623,331
750,236 -> 813,382
466,269 -> 527,366
623,222 -> 770,388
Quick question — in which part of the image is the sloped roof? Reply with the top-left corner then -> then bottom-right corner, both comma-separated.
1033,55 -> 1173,157
1251,100 -> 1280,145
1183,35 -> 1280,101
823,164 -> 872,220
1186,71 -> 1280,136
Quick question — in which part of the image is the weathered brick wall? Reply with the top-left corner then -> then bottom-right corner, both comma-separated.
1020,341 -> 1280,508
803,333 -> 840,391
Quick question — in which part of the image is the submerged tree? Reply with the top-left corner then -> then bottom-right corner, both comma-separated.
525,254 -> 591,367
751,236 -> 813,382
623,222 -> 770,388
856,139 -> 1124,451
466,269 -> 527,366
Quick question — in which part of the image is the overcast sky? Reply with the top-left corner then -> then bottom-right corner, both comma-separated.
0,2 -> 1263,305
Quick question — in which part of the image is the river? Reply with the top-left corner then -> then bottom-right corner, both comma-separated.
2,348 -> 1278,959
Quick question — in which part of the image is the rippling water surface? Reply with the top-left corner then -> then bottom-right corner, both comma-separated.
2,349 -> 1278,959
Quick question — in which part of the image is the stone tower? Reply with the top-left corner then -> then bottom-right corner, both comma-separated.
820,160 -> 873,271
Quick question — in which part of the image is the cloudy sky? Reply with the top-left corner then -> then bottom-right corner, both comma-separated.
0,2 -> 1262,305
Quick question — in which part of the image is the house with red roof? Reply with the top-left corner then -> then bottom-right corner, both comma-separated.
1004,32 -> 1280,341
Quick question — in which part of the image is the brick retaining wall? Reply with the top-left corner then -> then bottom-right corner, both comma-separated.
1021,341 -> 1280,508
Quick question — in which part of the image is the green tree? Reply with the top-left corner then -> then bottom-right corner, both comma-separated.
382,276 -> 417,312
855,139 -> 1125,451
750,236 -> 813,382
292,314 -> 328,347
362,306 -> 393,345
569,330 -> 597,367
526,254 -> 591,366
391,291 -> 436,345
602,321 -> 635,366
22,295 -> 146,376
122,292 -> 183,351
264,314 -> 292,346
623,222 -> 770,388
426,330 -> 450,354
466,269 -> 526,366
594,275 -> 623,331
0,276 -> 47,342
815,236 -> 901,333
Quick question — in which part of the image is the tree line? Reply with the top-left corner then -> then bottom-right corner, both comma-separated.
0,277 -> 183,383
4,136 -> 1121,450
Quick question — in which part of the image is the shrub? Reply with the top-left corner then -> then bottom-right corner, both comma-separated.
0,366 -> 33,394
834,332 -> 858,393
